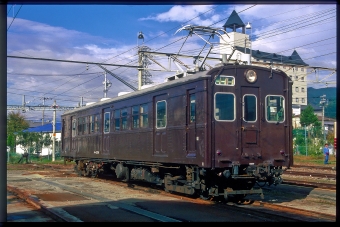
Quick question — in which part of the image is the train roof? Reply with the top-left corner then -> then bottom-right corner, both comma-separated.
62,64 -> 288,116
62,70 -> 210,115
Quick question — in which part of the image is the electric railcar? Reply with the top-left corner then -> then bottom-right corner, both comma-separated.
61,62 -> 293,201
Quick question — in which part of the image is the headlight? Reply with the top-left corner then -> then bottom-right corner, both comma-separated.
245,70 -> 257,83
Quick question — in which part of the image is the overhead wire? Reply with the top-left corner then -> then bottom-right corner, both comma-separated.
7,5 -> 22,31
8,4 -> 336,106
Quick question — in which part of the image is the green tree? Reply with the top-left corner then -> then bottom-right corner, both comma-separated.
300,104 -> 319,127
16,132 -> 52,155
7,111 -> 30,152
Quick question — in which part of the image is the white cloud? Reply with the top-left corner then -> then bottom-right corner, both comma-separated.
7,4 -> 337,121
140,5 -> 216,24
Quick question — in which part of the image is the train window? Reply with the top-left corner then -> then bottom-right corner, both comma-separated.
114,110 -> 120,131
132,105 -> 139,129
77,118 -> 81,135
90,115 -> 94,132
72,119 -> 76,136
156,100 -> 167,128
77,117 -> 85,135
140,104 -> 148,128
190,94 -> 196,123
214,92 -> 235,121
265,95 -> 285,123
215,75 -> 235,86
121,108 -> 128,130
243,95 -> 257,122
84,116 -> 88,134
104,112 -> 110,133
95,114 -> 99,132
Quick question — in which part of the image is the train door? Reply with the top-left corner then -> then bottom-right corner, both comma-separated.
240,87 -> 261,157
186,91 -> 196,157
71,116 -> 77,156
153,94 -> 168,156
102,108 -> 110,156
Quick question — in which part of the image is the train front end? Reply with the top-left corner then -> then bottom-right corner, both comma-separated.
205,63 -> 293,200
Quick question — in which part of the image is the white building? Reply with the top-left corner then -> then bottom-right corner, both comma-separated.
15,122 -> 61,156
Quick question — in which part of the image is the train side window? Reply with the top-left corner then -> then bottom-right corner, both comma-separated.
104,112 -> 110,133
265,95 -> 285,123
243,95 -> 257,122
114,110 -> 120,131
121,108 -> 128,130
132,105 -> 139,129
156,100 -> 167,128
214,92 -> 235,121
90,115 -> 94,133
215,75 -> 235,86
140,104 -> 148,128
84,116 -> 88,134
94,114 -> 99,132
72,119 -> 77,136
189,94 -> 196,123
77,117 -> 85,135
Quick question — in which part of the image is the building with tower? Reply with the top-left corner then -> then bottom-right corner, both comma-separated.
219,10 -> 308,113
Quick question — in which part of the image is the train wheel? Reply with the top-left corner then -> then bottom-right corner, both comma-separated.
74,164 -> 82,176
228,194 -> 246,203
199,189 -> 211,200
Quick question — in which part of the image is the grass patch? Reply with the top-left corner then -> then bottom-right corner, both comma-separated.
293,154 -> 336,166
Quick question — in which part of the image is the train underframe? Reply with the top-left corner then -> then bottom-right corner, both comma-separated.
68,158 -> 284,202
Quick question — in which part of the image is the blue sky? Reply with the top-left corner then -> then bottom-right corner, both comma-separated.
7,3 -> 337,122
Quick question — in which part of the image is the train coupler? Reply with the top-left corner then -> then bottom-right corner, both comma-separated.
224,188 -> 264,200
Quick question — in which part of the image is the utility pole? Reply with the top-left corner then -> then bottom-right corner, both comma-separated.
102,72 -> 112,98
320,95 -> 328,141
40,97 -> 52,125
304,124 -> 307,156
51,100 -> 58,162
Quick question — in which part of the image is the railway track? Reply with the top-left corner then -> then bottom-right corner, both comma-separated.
283,170 -> 336,179
7,163 -> 336,222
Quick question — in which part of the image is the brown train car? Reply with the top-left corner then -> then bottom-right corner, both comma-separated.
61,63 -> 293,201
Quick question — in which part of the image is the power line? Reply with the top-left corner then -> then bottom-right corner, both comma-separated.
7,5 -> 22,31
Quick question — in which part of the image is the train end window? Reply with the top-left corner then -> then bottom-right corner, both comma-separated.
214,92 -> 235,121
243,95 -> 257,122
265,95 -> 285,123
215,75 -> 235,86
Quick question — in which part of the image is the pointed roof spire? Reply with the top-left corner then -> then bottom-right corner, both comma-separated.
223,10 -> 245,32
290,50 -> 307,65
